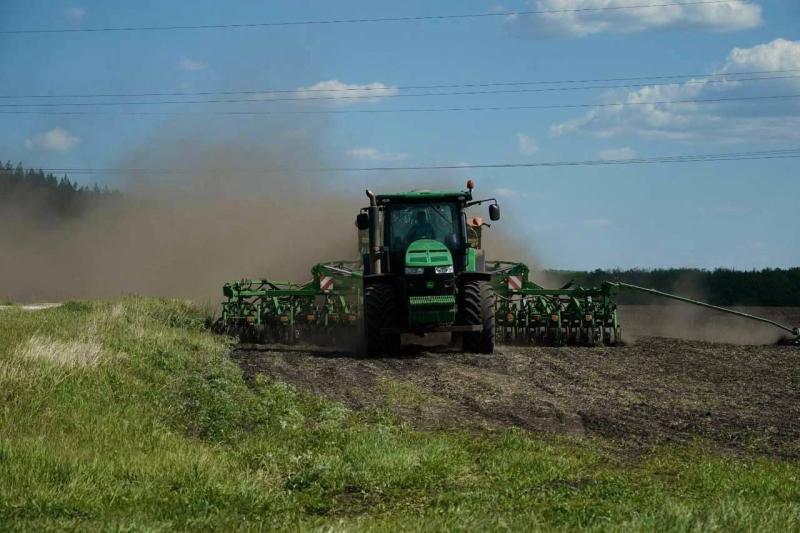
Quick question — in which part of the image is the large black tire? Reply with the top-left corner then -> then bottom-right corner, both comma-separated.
364,284 -> 401,357
459,280 -> 495,354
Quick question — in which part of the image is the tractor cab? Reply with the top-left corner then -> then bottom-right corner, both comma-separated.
381,194 -> 465,275
356,183 -> 499,276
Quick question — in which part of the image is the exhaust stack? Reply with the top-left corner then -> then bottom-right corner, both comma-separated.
366,190 -> 381,275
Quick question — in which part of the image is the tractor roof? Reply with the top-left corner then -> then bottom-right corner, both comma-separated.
376,190 -> 471,203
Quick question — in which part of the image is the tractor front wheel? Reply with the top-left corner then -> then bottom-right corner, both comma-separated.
460,280 -> 495,354
364,284 -> 401,357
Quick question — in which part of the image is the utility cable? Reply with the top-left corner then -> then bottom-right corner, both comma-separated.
0,1 -> 748,35
31,148 -> 800,175
2,93 -> 798,116
2,74 -> 797,108
3,68 -> 796,100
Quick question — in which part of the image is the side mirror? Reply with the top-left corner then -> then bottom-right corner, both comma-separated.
355,213 -> 369,230
489,203 -> 500,221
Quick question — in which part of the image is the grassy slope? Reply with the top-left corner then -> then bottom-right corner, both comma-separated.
0,299 -> 798,531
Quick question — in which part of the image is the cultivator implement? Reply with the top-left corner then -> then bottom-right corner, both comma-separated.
216,261 -> 362,344
215,181 -> 799,351
217,259 -> 799,347
488,261 -> 621,346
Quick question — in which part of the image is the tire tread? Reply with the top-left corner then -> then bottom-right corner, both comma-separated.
459,280 -> 495,354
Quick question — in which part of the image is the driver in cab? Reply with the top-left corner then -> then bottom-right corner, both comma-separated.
406,210 -> 435,243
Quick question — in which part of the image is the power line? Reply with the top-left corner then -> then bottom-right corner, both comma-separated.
0,0 -> 747,35
32,148 -> 800,175
3,74 -> 798,108
3,93 -> 798,116
4,68 -> 797,100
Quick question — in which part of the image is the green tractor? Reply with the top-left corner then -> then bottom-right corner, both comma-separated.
355,180 -> 500,356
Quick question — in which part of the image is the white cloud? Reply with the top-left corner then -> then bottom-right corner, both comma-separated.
347,147 -> 409,162
178,58 -> 208,71
67,7 -> 86,20
598,147 -> 637,160
723,37 -> 800,72
551,39 -> 800,142
507,0 -> 762,37
516,133 -> 539,155
24,128 -> 80,152
291,80 -> 398,106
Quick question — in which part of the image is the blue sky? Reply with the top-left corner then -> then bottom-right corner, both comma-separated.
1,0 -> 798,270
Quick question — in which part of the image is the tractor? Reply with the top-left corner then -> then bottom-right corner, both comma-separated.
355,180 -> 499,355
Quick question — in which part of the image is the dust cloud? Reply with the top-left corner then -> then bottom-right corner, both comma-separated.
619,305 -> 791,345
0,120 -> 361,304
0,121 -> 535,305
619,274 -> 788,344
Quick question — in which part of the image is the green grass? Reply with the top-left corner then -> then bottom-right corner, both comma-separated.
1,298 -> 798,531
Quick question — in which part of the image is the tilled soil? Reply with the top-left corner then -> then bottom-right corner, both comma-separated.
233,334 -> 800,459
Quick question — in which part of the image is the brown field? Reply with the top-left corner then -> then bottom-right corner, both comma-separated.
234,306 -> 800,459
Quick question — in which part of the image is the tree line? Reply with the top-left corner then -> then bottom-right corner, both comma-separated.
545,268 -> 800,306
1,160 -> 119,220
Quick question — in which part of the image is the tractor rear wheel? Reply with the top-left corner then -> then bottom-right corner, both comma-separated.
364,284 -> 401,357
460,280 -> 495,354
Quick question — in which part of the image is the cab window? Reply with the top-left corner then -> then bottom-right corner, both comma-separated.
386,202 -> 461,251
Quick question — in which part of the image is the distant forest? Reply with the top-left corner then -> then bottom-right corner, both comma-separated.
1,160 -> 119,220
545,268 -> 800,306
2,160 -> 798,306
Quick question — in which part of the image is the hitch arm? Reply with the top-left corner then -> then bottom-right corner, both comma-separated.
612,282 -> 799,337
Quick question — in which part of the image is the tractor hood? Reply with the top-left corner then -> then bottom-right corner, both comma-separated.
405,239 -> 453,268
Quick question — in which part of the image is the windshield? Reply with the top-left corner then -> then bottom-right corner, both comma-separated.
386,202 -> 461,251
